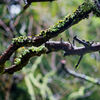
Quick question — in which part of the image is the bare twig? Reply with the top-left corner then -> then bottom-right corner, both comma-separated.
75,55 -> 83,69
0,19 -> 13,37
61,60 -> 100,85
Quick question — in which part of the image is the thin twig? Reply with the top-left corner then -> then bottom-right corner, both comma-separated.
61,60 -> 100,85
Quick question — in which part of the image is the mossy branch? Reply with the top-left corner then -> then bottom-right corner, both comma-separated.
4,46 -> 47,74
0,0 -> 93,64
3,39 -> 100,74
1,0 -> 100,73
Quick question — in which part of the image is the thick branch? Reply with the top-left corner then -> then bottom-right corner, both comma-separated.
0,1 -> 93,65
45,41 -> 100,56
4,46 -> 47,74
3,40 -> 100,74
1,0 -> 100,73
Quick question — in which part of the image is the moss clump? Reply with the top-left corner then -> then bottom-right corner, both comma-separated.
14,58 -> 21,65
14,46 -> 47,66
36,0 -> 93,40
12,0 -> 100,48
13,36 -> 28,43
12,36 -> 33,46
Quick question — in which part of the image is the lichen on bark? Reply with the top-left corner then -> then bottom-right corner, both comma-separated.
2,0 -> 100,74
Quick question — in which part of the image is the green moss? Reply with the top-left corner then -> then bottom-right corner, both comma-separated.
13,36 -> 27,43
3,0 -> 100,74
12,36 -> 33,46
14,46 -> 47,66
14,58 -> 21,65
39,30 -> 47,37
36,0 -> 93,40
12,0 -> 100,48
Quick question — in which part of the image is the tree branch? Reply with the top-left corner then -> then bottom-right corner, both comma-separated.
1,0 -> 100,73
0,0 -> 93,65
2,39 -> 100,74
60,60 -> 100,85
4,46 -> 47,74
45,41 -> 100,56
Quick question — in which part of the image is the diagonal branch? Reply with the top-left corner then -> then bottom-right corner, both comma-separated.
0,0 -> 93,66
60,60 -> 100,85
1,0 -> 100,73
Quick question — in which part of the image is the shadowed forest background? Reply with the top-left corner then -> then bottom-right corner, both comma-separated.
0,0 -> 100,100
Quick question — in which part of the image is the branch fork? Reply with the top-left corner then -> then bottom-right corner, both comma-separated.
1,0 -> 100,74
